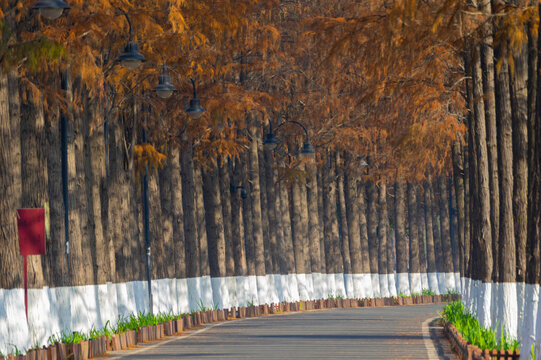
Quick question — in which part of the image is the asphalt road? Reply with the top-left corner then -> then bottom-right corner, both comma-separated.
108,304 -> 457,359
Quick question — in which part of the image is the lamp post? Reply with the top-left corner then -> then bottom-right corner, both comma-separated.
263,120 -> 315,158
185,79 -> 206,119
32,0 -> 71,272
230,184 -> 248,199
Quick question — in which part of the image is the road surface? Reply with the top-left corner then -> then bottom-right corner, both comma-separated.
108,303 -> 456,359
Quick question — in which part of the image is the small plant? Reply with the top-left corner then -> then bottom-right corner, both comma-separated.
327,294 -> 335,300
411,292 -> 420,298
197,299 -> 208,312
10,345 -> 22,356
442,301 -> 520,352
247,299 -> 255,307
396,293 -> 408,298
531,343 -> 539,360
336,295 -> 344,300
421,289 -> 437,296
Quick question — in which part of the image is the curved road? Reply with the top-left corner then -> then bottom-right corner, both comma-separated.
109,304 -> 456,359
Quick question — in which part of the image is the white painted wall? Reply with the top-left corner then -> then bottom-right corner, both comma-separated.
5,273 -> 541,357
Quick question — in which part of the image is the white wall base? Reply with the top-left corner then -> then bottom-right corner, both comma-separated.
371,273 -> 381,298
311,273 -> 322,300
3,288 -> 30,354
326,273 -> 336,297
344,274 -> 354,299
428,272 -> 439,295
319,273 -> 328,300
387,273 -> 397,297
397,273 -> 410,296
297,274 -> 309,301
409,273 -> 421,295
235,276 -> 249,307
421,273 -> 429,291
351,274 -> 364,299
267,275 -> 280,304
335,273 -> 346,298
273,274 -> 284,302
211,277 -> 230,310
287,274 -> 300,302
176,279 -> 190,314
379,274 -> 390,298
247,275 -> 259,306
454,273 -> 461,292
225,276 -> 238,308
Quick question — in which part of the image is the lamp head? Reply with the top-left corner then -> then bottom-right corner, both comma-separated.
153,65 -> 177,99
358,156 -> 369,167
118,41 -> 146,69
300,141 -> 315,157
185,97 -> 205,119
263,132 -> 279,151
32,0 -> 70,20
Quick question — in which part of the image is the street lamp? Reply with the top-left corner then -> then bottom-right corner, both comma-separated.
152,64 -> 177,99
117,12 -> 146,70
358,156 -> 369,167
230,184 -> 248,199
32,0 -> 70,20
185,79 -> 206,119
263,120 -> 315,158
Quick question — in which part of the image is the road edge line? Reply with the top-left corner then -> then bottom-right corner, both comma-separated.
422,316 -> 441,360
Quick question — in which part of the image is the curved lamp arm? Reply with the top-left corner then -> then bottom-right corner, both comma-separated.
272,120 -> 310,140
122,10 -> 134,42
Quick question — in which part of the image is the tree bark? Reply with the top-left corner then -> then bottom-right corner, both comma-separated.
366,182 -> 379,277
0,70 -> 23,289
291,177 -> 307,275
452,142 -> 466,278
317,167 -> 327,274
219,159 -> 235,277
19,82 -> 48,288
231,158 -> 247,277
407,182 -> 421,294
337,156 -> 352,276
241,151 -> 256,277
278,177 -> 296,274
258,148 -> 274,274
377,183 -> 390,296
264,150 -> 280,275
247,123 -> 266,279
194,165 -> 210,277
438,177 -> 455,288
395,180 -> 408,294
306,160 -> 322,274
424,179 -> 437,279
181,142 -> 200,279
480,0 -> 500,283
323,154 -> 343,275
170,149 -> 186,279
472,42 -> 494,285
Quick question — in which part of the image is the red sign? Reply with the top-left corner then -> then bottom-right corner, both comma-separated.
17,208 -> 46,256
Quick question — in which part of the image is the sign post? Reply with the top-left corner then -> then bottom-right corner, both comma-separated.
16,208 -> 46,320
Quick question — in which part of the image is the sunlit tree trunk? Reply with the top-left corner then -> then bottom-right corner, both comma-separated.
345,168 -> 364,298
452,142 -> 466,281
317,167 -> 327,274
181,142 -> 200,279
264,150 -> 279,276
219,159 -> 235,278
424,178 -> 438,293
323,153 -> 344,296
395,180 -> 409,295
231,158 -> 247,277
258,148 -> 274,274
479,0 -> 500,283
438,177 -> 455,292
337,154 -> 352,296
377,182 -> 390,297
366,182 -> 380,296
19,82 -> 48,288
0,70 -> 23,289
472,41 -> 494,325
416,186 -> 428,290
170,149 -> 186,279
407,182 -> 421,294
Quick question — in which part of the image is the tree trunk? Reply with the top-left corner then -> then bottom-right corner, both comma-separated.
358,181 -> 371,277
317,167 -> 327,274
258,148 -> 274,274
429,177 -> 443,280
407,182 -> 421,294
337,159 -> 351,275
395,180 -> 409,295
291,178 -> 307,275
345,168 -> 363,297
231,158 -> 247,277
247,122 -> 266,287
472,40 -> 494,325
452,142 -> 466,279
241,151 -> 256,277
181,142 -> 200,279
509,5 -> 529,285
424,178 -> 438,292
170,149 -> 186,279
306,160 -> 322,275
366,182 -> 380,296
158,152 -> 175,280
323,153 -> 344,295
377,183 -> 390,297
438,177 -> 455,292
278,177 -> 296,275
19,82 -> 48,288
264,150 -> 279,275
219,159 -> 235,278
202,165 -> 227,279
0,70 -> 23,289
416,185 -> 428,289
480,0 -> 500,283
194,166 -> 210,278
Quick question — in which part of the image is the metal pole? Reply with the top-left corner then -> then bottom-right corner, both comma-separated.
142,100 -> 153,313
61,70 -> 70,273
